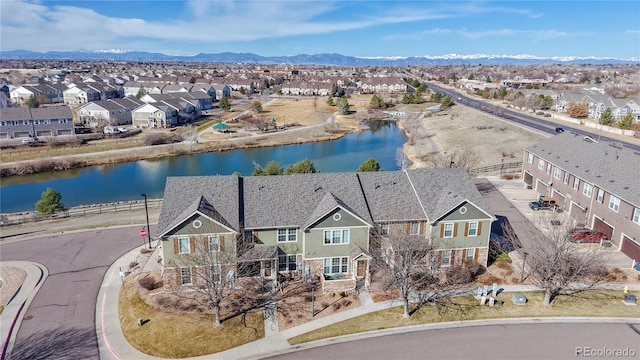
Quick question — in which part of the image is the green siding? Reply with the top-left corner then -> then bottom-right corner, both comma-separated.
440,202 -> 488,221
252,228 -> 302,255
162,214 -> 236,267
304,226 -> 369,258
311,208 -> 368,228
430,219 -> 491,250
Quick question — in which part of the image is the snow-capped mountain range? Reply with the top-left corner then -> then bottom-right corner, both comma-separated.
1,50 -> 637,65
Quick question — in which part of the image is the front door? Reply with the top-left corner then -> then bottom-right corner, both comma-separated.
263,261 -> 272,277
356,260 -> 365,277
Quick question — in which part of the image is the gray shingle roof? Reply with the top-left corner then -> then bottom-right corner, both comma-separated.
525,131 -> 640,207
158,169 -> 490,235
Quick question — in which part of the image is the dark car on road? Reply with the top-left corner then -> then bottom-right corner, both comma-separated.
555,127 -> 565,133
528,197 -> 558,211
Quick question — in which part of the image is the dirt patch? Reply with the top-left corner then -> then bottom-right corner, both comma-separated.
399,104 -> 547,168
0,266 -> 27,307
277,289 -> 361,330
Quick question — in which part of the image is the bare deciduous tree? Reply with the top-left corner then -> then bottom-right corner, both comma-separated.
504,213 -> 608,305
371,229 -> 478,318
426,147 -> 481,172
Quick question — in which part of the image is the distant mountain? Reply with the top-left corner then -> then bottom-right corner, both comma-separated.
1,50 -> 638,66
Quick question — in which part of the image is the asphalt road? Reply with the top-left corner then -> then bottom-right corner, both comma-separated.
0,225 -> 151,360
267,323 -> 640,360
426,83 -> 640,153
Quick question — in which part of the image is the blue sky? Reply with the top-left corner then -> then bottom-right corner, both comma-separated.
1,0 -> 639,59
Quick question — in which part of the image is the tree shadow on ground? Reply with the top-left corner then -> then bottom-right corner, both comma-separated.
10,327 -> 98,360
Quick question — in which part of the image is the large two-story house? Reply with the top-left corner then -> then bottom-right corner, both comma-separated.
522,132 -> 640,262
0,106 -> 74,139
156,169 -> 495,293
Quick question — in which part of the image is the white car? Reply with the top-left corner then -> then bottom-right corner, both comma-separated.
21,137 -> 36,144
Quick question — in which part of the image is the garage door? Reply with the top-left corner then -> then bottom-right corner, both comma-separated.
524,172 -> 533,187
57,129 -> 73,135
36,130 -> 52,137
570,203 -> 587,227
552,191 -> 566,209
592,218 -> 613,240
621,235 -> 640,262
536,181 -> 548,197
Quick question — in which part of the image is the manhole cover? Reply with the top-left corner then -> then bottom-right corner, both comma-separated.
23,315 -> 33,320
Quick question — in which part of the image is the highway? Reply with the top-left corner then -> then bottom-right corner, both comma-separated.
426,83 -> 640,153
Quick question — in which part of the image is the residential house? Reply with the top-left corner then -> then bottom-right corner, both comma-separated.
131,102 -> 178,128
156,169 -> 494,292
522,132 -> 640,262
63,85 -> 101,104
0,106 -> 74,138
211,83 -> 232,99
0,92 -> 9,109
10,84 -> 67,105
76,96 -> 144,127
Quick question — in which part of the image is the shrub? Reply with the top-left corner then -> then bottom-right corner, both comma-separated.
342,299 -> 352,307
142,132 -> 182,146
495,252 -> 512,263
140,248 -> 152,254
138,276 -> 158,290
332,302 -> 342,310
129,261 -> 138,269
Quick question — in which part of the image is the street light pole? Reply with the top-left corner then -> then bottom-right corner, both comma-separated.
520,252 -> 528,283
141,193 -> 152,249
309,275 -> 318,317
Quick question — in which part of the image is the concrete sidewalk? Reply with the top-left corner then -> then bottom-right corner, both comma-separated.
0,261 -> 48,360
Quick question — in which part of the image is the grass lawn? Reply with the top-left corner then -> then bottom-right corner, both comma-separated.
119,277 -> 264,358
289,290 -> 638,345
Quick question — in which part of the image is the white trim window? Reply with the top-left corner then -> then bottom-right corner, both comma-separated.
443,223 -> 454,238
180,267 -> 192,285
546,163 -> 552,174
277,228 -> 297,242
527,153 -> 534,164
608,196 -> 620,213
243,230 -> 254,245
465,248 -> 475,260
553,167 -> 561,180
538,159 -> 545,170
324,229 -> 350,245
380,223 -> 389,235
583,183 -> 593,198
633,208 -> 640,225
563,172 -> 570,184
278,255 -> 297,271
441,250 -> 451,266
211,265 -> 221,282
467,222 -> 478,236
208,235 -> 220,252
573,178 -> 580,190
178,236 -> 190,254
410,222 -> 419,235
323,257 -> 348,274
596,189 -> 604,203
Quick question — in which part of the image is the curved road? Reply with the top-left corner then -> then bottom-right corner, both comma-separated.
427,83 -> 640,152
268,323 -> 640,360
0,225 -> 151,359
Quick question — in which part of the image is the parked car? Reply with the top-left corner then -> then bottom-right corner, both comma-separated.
528,197 -> 558,211
555,127 -> 565,133
21,137 -> 36,144
569,228 -> 608,244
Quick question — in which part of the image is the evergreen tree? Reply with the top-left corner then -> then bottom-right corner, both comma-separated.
26,95 -> 40,108
252,161 -> 283,176
618,114 -> 633,130
356,158 -> 381,172
337,98 -> 350,115
218,96 -> 231,111
35,188 -> 66,215
599,108 -> 613,126
285,159 -> 317,174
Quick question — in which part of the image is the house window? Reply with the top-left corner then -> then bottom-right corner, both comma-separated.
243,230 -> 254,245
58,119 -> 68,123
527,153 -> 534,164
553,167 -> 561,180
441,250 -> 451,266
277,228 -> 297,242
208,235 -> 220,252
43,119 -> 51,124
180,267 -> 192,285
583,183 -> 593,198
573,178 -> 580,190
633,208 -> 640,225
608,196 -> 620,213
23,120 -> 29,125
443,223 -> 454,238
596,189 -> 604,203
467,222 -> 478,236
323,257 -> 348,274
546,163 -> 552,174
0,121 -> 5,126
538,159 -> 545,170
278,255 -> 297,271
465,248 -> 475,260
211,265 -> 221,282
563,172 -> 570,184
34,120 -> 40,125
323,229 -> 350,245
178,237 -> 190,254
410,222 -> 419,235
380,223 -> 389,235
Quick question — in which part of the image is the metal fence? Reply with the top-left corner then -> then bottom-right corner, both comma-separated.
0,198 -> 163,227
470,161 -> 523,177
